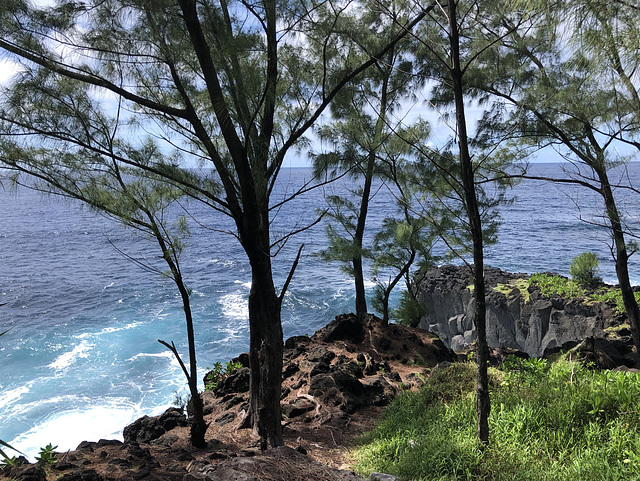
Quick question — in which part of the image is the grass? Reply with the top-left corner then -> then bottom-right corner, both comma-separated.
528,273 -> 640,315
352,358 -> 640,481
493,278 -> 530,303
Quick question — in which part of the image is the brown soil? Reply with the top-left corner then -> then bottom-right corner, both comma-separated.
2,314 -> 455,481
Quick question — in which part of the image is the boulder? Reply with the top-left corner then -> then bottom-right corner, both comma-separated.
212,367 -> 250,396
321,314 -> 365,343
123,407 -> 188,444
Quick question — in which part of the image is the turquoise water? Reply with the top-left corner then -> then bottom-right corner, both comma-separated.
0,164 -> 638,458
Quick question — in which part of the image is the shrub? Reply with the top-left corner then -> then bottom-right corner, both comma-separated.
204,360 -> 243,391
392,290 -> 427,327
570,252 -> 602,288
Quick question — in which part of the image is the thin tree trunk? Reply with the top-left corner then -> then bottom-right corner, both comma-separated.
352,54 -> 393,319
448,0 -> 490,445
178,285 -> 207,448
594,164 -> 640,365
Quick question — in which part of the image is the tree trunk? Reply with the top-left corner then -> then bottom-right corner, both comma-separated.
352,55 -> 393,320
178,285 -> 207,448
448,0 -> 490,445
595,164 -> 640,365
243,213 -> 284,449
353,254 -> 368,319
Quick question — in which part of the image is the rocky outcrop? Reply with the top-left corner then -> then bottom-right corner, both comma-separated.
207,314 -> 455,419
416,265 -> 628,360
123,407 -> 188,444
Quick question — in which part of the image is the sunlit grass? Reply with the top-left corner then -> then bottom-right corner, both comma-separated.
353,358 -> 640,480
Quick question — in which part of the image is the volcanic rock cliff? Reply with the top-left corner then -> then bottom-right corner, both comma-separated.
415,265 -> 635,365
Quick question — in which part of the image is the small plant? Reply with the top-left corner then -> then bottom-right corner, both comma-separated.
204,360 -> 243,391
35,443 -> 57,465
569,252 -> 602,288
0,455 -> 18,467
172,391 -> 191,411
591,288 -> 640,315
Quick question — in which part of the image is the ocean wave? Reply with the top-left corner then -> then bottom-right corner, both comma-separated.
0,384 -> 31,408
47,341 -> 93,370
126,351 -> 175,362
9,399 -> 143,461
75,321 -> 144,340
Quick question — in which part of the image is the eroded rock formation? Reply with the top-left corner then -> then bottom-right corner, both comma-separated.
416,265 -> 632,362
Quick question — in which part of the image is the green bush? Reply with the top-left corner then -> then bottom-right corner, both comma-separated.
393,290 -> 428,327
591,288 -> 640,315
570,252 -> 602,288
204,360 -> 243,391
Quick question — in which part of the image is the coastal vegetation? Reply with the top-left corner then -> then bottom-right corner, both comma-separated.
529,272 -> 640,316
353,358 -> 640,481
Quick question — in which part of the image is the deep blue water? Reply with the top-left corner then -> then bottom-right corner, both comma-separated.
1,163 -> 638,458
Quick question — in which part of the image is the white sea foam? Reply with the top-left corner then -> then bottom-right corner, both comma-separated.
126,351 -> 175,362
9,401 -> 142,461
0,384 -> 30,408
233,280 -> 252,289
47,341 -> 93,370
220,292 -> 249,321
75,321 -> 143,339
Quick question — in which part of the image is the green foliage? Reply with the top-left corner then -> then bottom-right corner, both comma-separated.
172,392 -> 191,411
204,360 -> 243,391
530,272 -> 640,315
353,359 -> 640,480
570,252 -> 602,288
591,289 -> 640,315
493,279 -> 530,303
529,273 -> 586,299
392,290 -> 428,328
35,443 -> 57,465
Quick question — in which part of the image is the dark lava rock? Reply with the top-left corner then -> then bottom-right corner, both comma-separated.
215,412 -> 237,425
96,439 -> 122,448
57,469 -> 101,481
212,367 -> 250,396
322,314 -> 365,344
123,407 -> 187,444
283,362 -> 300,379
3,464 -> 47,481
281,398 -> 315,418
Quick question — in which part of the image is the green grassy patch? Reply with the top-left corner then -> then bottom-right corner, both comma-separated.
494,278 -> 530,303
352,358 -> 640,481
591,289 -> 640,315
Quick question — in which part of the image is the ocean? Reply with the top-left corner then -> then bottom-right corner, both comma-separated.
1,163 -> 638,458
